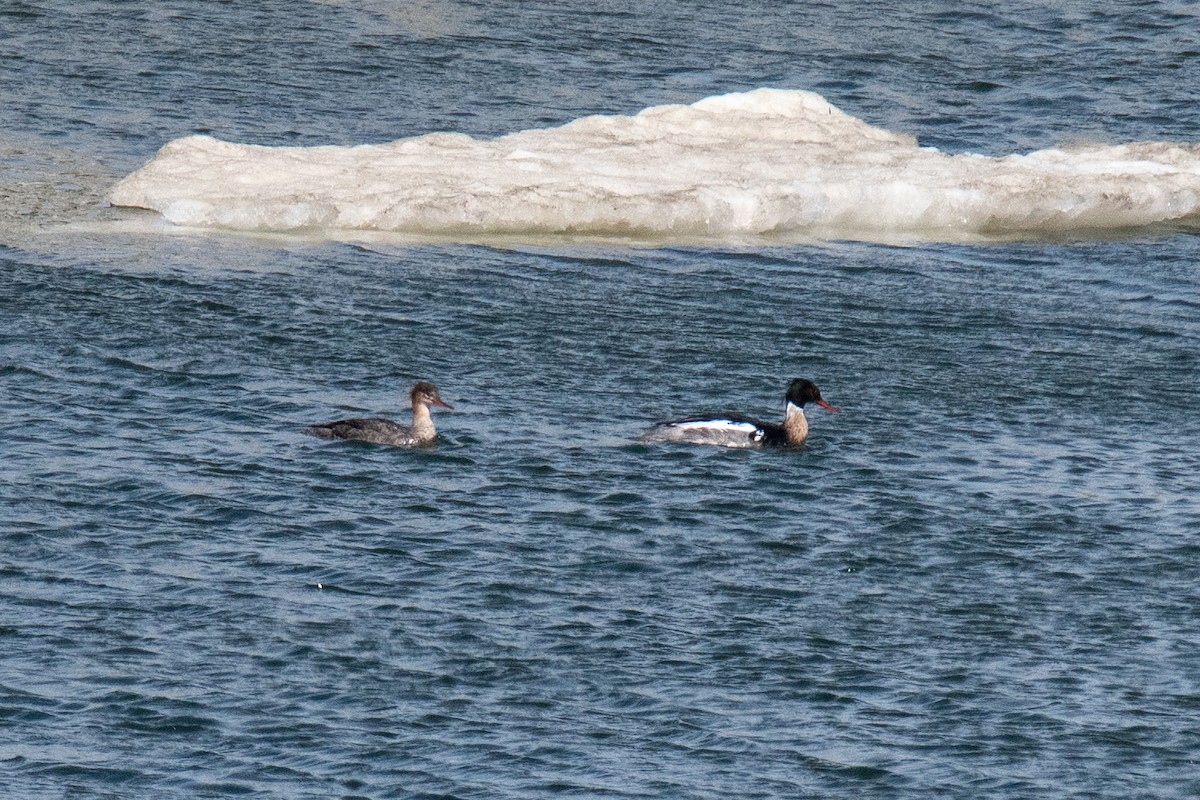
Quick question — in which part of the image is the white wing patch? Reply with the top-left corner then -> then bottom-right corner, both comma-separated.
638,417 -> 767,447
674,420 -> 760,434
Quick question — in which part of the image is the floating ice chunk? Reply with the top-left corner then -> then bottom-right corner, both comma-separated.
109,88 -> 1200,243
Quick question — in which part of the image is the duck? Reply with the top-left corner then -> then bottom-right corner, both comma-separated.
637,378 -> 838,448
306,381 -> 452,446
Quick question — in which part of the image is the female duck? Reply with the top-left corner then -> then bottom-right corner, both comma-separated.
306,381 -> 452,446
638,378 -> 838,448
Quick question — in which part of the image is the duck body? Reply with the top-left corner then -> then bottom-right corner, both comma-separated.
306,381 -> 451,447
639,414 -> 791,448
638,378 -> 837,449
306,416 -> 435,447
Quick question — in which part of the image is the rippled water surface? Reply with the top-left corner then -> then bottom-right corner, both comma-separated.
3,2 -> 1200,798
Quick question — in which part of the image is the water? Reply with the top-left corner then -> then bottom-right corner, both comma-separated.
3,2 -> 1200,798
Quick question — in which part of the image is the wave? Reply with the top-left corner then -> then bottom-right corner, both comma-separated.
108,88 -> 1200,244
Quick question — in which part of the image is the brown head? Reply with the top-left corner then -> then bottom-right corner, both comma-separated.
410,381 -> 453,410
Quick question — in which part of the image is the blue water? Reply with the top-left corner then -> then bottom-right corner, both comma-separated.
3,2 -> 1200,798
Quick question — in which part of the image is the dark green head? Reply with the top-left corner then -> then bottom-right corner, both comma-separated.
785,378 -> 839,412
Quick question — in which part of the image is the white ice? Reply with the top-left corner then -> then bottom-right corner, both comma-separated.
109,88 -> 1200,243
